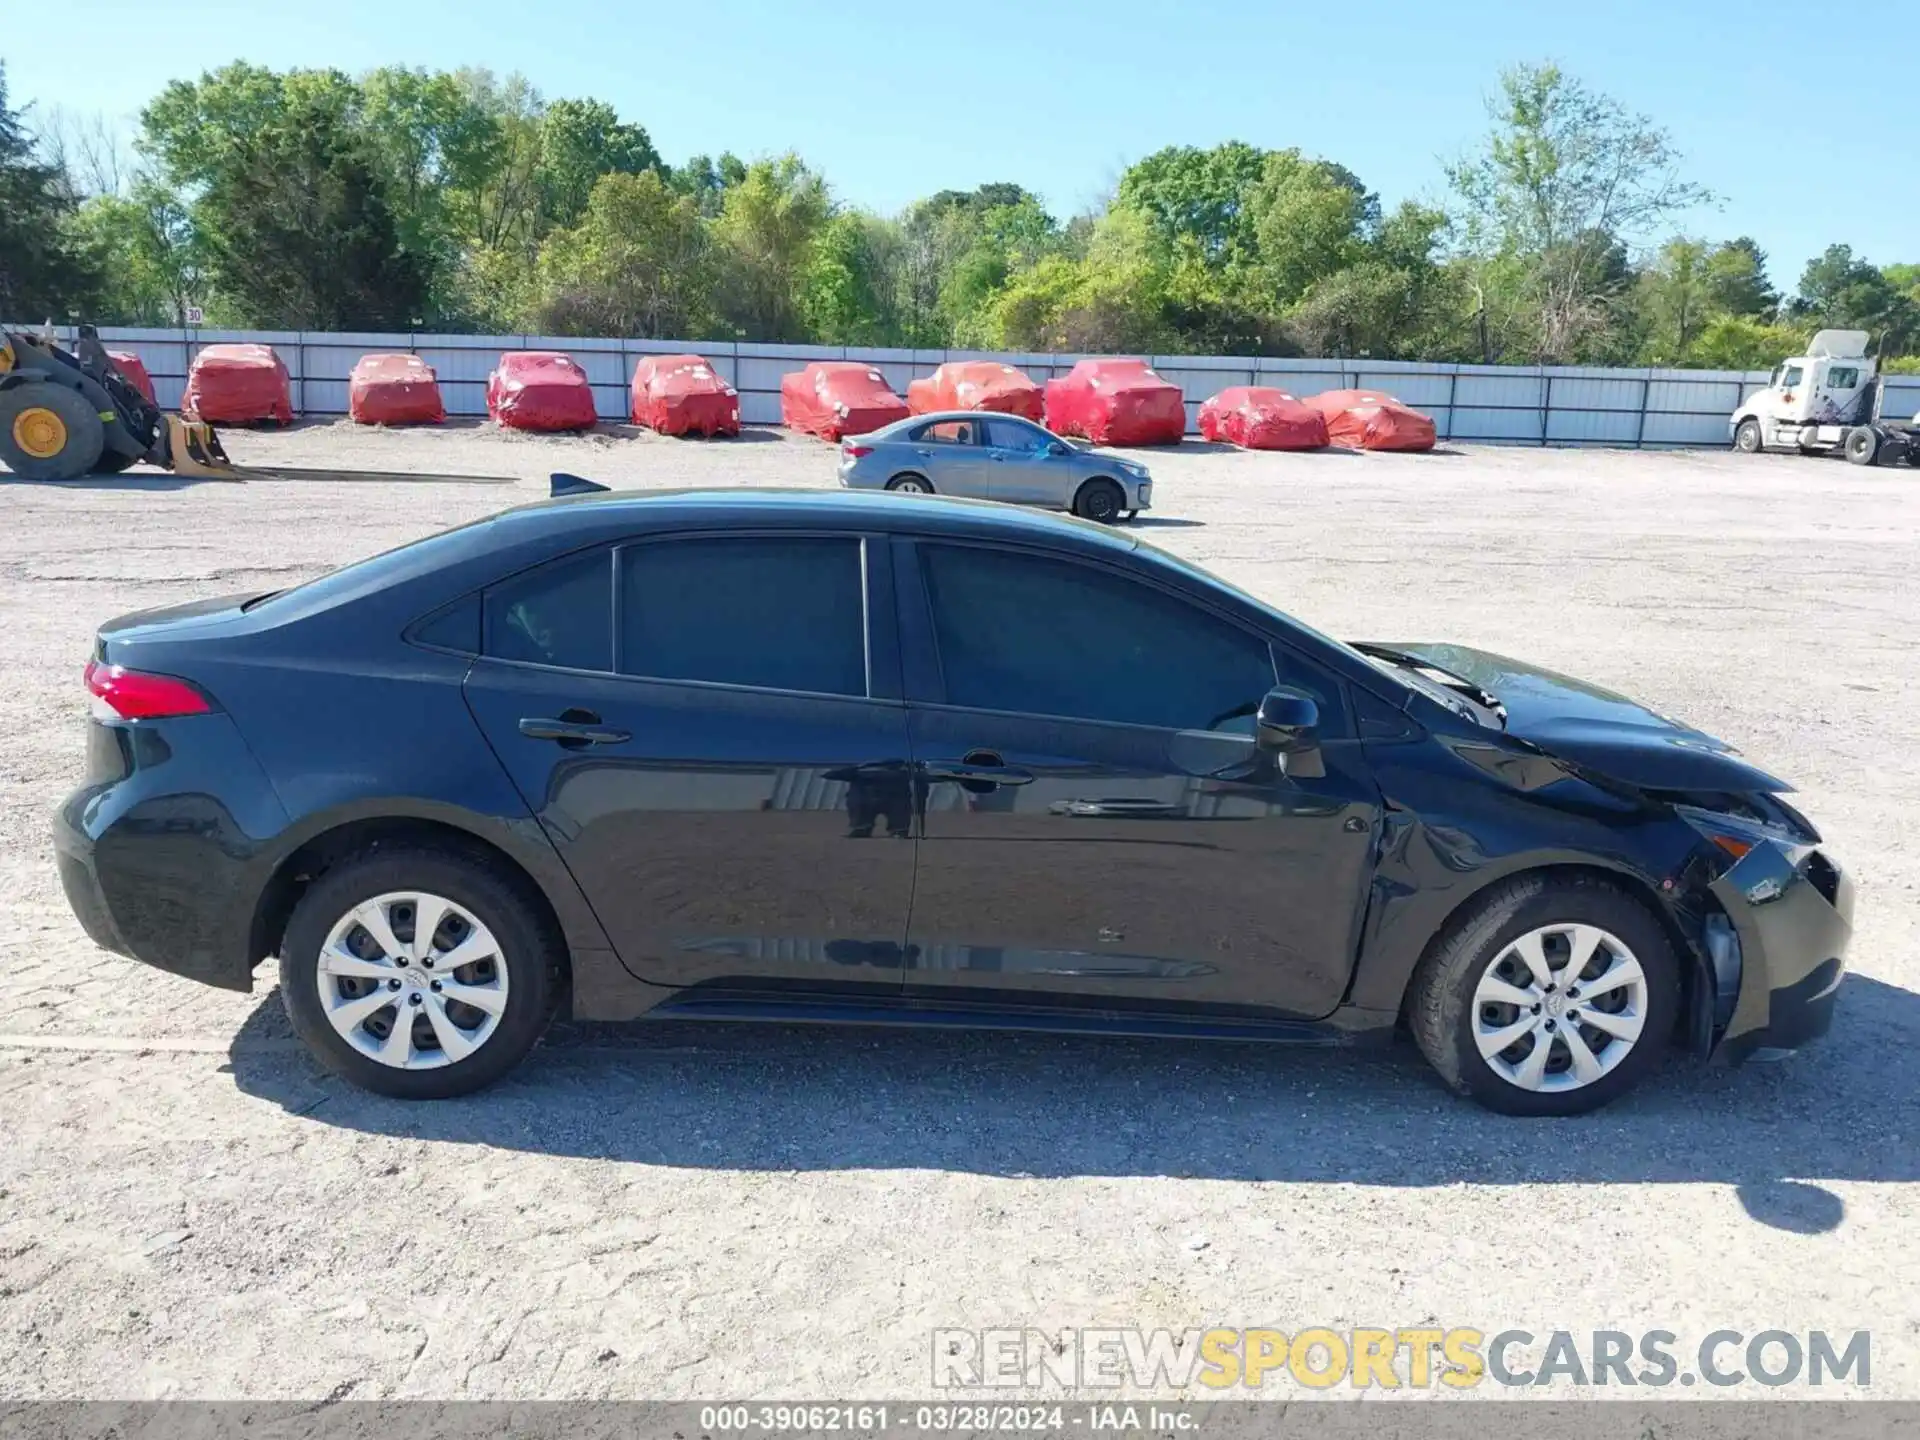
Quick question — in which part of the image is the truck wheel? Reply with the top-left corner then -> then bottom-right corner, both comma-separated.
1733,418 -> 1763,454
0,383 -> 106,481
1844,426 -> 1880,466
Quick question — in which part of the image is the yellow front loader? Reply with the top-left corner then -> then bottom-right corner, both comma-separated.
0,326 -> 509,486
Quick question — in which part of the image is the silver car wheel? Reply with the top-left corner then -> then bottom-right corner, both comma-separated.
1470,923 -> 1647,1093
315,890 -> 510,1070
888,476 -> 931,494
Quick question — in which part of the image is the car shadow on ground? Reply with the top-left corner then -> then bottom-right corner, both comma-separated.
227,972 -> 1919,1234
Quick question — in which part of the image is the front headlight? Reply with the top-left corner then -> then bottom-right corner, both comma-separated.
1675,803 -> 1817,865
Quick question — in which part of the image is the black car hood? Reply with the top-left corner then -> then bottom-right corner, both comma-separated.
1363,642 -> 1792,793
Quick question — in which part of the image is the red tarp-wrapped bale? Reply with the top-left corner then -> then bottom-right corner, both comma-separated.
631,354 -> 739,437
181,344 -> 293,424
1043,358 -> 1186,446
349,353 -> 445,426
906,360 -> 1044,422
1197,385 -> 1328,450
107,351 -> 156,405
1308,389 -> 1437,452
781,362 -> 909,441
487,351 -> 598,432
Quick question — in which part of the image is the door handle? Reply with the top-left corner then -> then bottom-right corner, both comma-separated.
923,752 -> 1034,787
915,447 -> 935,458
519,715 -> 630,747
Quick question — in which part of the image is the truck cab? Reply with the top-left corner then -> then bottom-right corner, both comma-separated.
1731,330 -> 1876,453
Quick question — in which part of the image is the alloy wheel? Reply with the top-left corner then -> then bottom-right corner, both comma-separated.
314,890 -> 510,1069
1470,923 -> 1647,1093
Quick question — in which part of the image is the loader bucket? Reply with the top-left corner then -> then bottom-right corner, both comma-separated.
160,416 -> 246,481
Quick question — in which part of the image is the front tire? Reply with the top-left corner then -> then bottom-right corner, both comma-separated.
1406,873 -> 1679,1116
1072,477 -> 1125,524
1733,417 -> 1763,454
0,383 -> 106,481
279,847 -> 560,1099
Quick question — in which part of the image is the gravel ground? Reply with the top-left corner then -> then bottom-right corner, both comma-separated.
2,422 -> 1917,1402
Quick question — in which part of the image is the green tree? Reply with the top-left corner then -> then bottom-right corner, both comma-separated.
357,66 -> 494,297
533,170 -> 710,338
67,180 -> 206,325
1791,244 -> 1920,354
536,97 -> 660,231
800,212 -> 901,345
1286,201 -> 1466,359
1702,237 -> 1777,319
1689,316 -> 1809,370
0,62 -> 99,319
1115,142 -> 1268,270
1248,149 -> 1375,305
711,155 -> 830,340
1448,62 -> 1711,362
670,152 -> 746,217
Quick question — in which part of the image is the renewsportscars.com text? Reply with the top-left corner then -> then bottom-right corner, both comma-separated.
933,1327 -> 1872,1390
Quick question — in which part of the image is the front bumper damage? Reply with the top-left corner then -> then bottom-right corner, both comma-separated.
1709,840 -> 1854,1062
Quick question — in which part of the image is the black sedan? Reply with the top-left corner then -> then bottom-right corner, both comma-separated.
55,486 -> 1853,1114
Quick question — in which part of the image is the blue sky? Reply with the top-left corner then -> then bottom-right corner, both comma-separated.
6,0 -> 1913,289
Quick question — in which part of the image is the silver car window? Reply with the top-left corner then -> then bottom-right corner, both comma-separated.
917,420 -> 977,445
985,418 -> 1048,451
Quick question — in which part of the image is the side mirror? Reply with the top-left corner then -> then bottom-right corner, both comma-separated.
1046,441 -> 1069,456
1256,687 -> 1319,752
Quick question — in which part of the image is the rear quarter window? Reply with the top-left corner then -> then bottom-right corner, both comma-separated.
482,549 -> 613,671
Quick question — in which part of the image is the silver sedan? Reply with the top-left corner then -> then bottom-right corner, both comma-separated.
835,411 -> 1153,523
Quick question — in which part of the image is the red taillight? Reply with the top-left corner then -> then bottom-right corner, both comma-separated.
842,444 -> 874,459
84,660 -> 213,720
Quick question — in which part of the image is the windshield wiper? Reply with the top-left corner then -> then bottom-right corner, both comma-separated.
1351,643 -> 1508,728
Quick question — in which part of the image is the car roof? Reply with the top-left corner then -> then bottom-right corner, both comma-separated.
497,484 -> 1135,553
875,410 -> 1039,434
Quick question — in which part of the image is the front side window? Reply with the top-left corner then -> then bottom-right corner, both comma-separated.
985,417 -> 1048,452
484,549 -> 613,671
918,544 -> 1287,732
1781,365 -> 1804,390
619,536 -> 867,697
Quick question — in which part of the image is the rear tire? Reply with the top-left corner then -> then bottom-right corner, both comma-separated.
1733,418 -> 1763,454
0,383 -> 106,481
886,474 -> 933,494
1406,873 -> 1679,1116
279,847 -> 561,1099
1072,477 -> 1125,524
1845,426 -> 1881,466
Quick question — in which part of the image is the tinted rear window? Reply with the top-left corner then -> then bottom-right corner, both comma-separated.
619,537 -> 867,696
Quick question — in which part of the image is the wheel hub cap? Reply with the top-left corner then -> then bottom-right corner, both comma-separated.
13,407 -> 66,459
1471,923 -> 1648,1094
314,891 -> 509,1070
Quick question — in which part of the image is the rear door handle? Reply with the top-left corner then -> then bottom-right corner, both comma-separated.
519,715 -> 630,747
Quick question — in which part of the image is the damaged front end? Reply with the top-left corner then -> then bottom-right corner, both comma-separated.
1672,801 -> 1855,1063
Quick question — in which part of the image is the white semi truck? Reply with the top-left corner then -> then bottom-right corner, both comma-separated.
1729,329 -> 1919,466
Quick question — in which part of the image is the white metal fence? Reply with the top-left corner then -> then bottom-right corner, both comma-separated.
22,324 -> 1920,446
